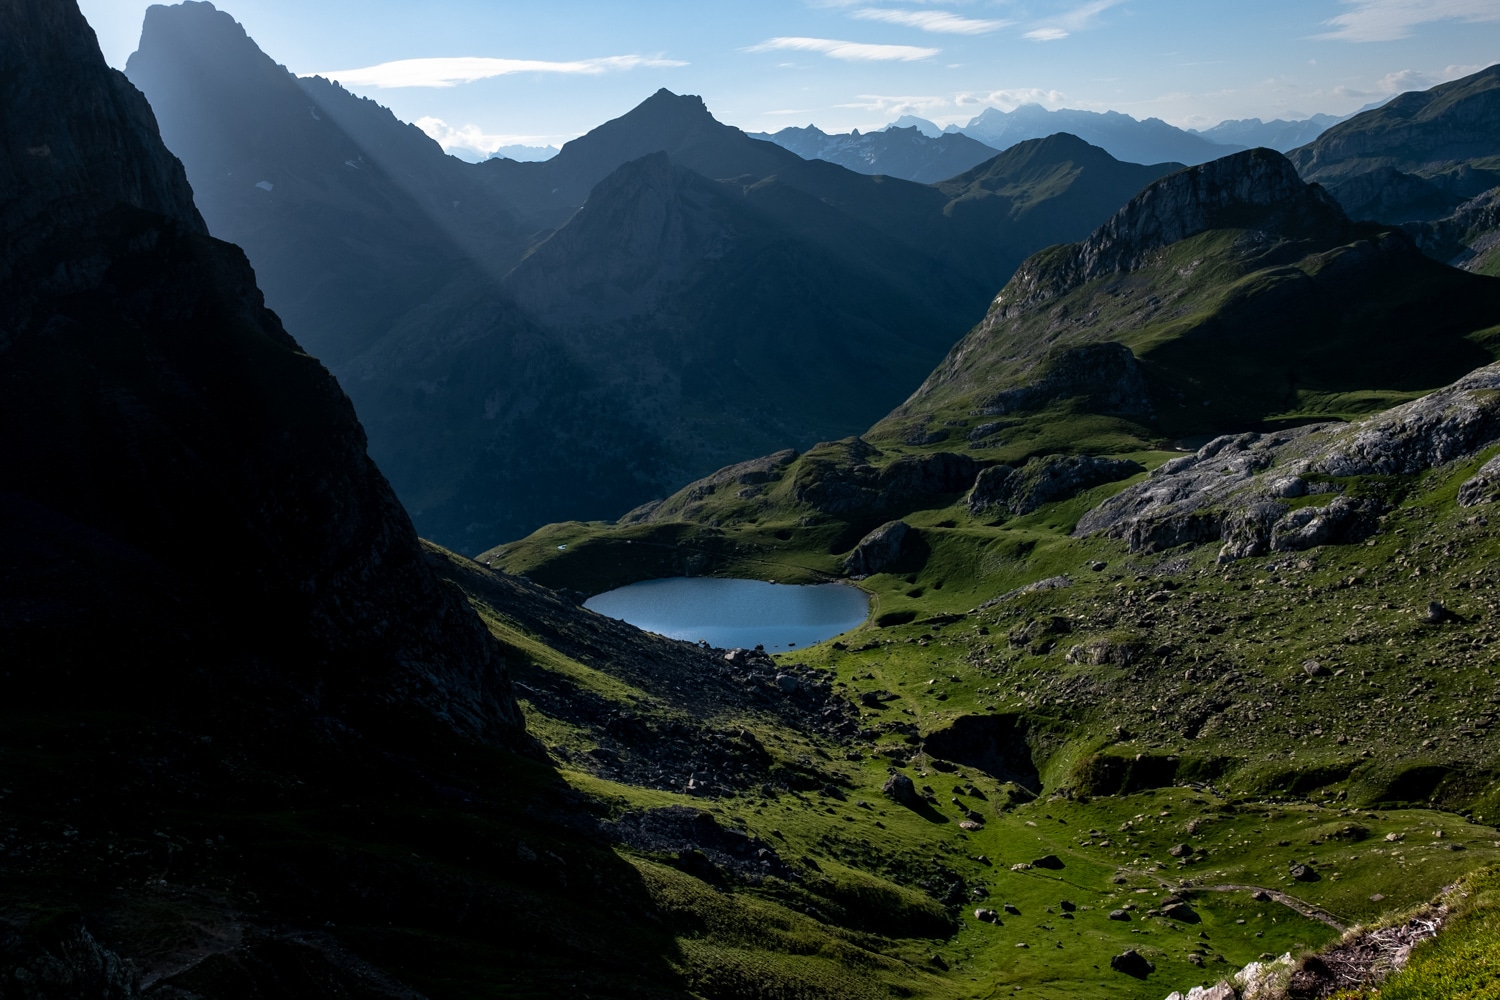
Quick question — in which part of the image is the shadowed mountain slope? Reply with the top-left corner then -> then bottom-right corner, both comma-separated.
2,0 -> 521,741
128,3 -> 1184,554
1288,64 -> 1500,224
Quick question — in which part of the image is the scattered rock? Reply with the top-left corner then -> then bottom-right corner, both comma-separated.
1422,601 -> 1456,625
1169,843 -> 1192,857
1251,890 -> 1272,902
1163,902 -> 1199,923
1303,660 -> 1331,677
882,772 -> 921,809
1003,903 -> 1022,916
1290,862 -> 1320,882
974,908 -> 1000,923
1110,949 -> 1154,978
1108,909 -> 1130,921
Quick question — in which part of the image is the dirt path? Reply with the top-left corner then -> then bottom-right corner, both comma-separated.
1180,882 -> 1348,931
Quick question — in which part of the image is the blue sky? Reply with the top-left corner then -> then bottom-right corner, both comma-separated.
79,0 -> 1500,156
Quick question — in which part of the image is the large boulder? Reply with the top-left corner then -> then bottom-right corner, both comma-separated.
843,520 -> 911,575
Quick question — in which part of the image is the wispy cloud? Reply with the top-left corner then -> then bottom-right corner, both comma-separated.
849,9 -> 1013,34
415,117 -> 566,154
313,54 -> 686,89
1316,0 -> 1500,42
746,36 -> 940,61
1023,0 -> 1126,41
956,87 -> 1067,109
837,93 -> 959,116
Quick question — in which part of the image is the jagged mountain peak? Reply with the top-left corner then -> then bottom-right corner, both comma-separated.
1,0 -> 204,264
1008,147 -> 1344,302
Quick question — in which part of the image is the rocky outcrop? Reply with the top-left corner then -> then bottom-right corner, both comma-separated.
843,520 -> 911,576
1077,363 -> 1500,560
1459,453 -> 1500,506
0,0 -> 524,742
621,449 -> 799,524
792,446 -> 980,517
989,149 -> 1344,322
968,453 -> 1145,516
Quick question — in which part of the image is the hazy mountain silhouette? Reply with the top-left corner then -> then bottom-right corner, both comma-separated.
1191,114 -> 1343,152
948,103 -> 1242,166
749,124 -> 1001,183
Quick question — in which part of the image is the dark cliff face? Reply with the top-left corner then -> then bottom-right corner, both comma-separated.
0,0 -> 203,266
0,0 -> 524,743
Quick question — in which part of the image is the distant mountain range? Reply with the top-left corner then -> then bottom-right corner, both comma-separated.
945,104 -> 1241,166
1189,114 -> 1345,151
125,3 -> 1179,554
746,124 -> 1001,184
757,108 -> 1345,184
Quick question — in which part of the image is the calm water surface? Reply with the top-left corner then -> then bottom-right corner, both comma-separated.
583,577 -> 870,651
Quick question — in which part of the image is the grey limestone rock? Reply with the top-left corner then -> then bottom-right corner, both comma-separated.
1076,362 -> 1500,561
1458,453 -> 1500,506
967,454 -> 1145,517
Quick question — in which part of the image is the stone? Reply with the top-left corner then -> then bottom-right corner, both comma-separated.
967,454 -> 1145,517
1169,842 -> 1192,857
1109,949 -> 1154,978
1162,902 -> 1198,923
1031,854 -> 1065,870
1003,903 -> 1022,915
1059,900 -> 1077,912
1108,909 -> 1130,921
1422,601 -> 1455,624
1186,983 -> 1235,1000
882,772 -> 920,808
974,908 -> 999,923
775,673 -> 801,693
842,520 -> 912,576
1458,454 -> 1500,506
1303,660 -> 1331,677
1289,862 -> 1319,881
1251,890 -> 1272,902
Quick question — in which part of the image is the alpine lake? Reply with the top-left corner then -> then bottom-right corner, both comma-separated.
583,577 -> 870,651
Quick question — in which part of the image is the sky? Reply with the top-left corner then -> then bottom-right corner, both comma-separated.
78,0 -> 1500,158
